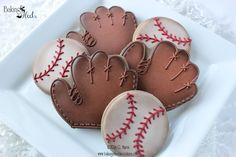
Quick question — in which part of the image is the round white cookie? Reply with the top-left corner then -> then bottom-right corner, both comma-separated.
101,90 -> 169,157
33,38 -> 88,94
133,17 -> 191,57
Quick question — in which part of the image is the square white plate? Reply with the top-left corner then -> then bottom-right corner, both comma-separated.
1,0 -> 236,157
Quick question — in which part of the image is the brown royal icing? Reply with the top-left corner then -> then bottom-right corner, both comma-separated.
121,41 -> 199,111
67,6 -> 137,55
51,51 -> 138,128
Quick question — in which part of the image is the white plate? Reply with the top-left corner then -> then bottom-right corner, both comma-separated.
1,0 -> 236,157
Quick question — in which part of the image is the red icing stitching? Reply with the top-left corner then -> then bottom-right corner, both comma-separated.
136,34 -> 162,43
153,17 -> 192,46
133,107 -> 165,157
106,93 -> 137,143
59,52 -> 79,78
34,39 -> 64,82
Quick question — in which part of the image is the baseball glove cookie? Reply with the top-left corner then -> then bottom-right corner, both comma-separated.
121,41 -> 199,111
51,51 -> 137,128
67,6 -> 137,55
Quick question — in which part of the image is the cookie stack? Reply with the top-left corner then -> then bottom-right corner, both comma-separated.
33,6 -> 199,157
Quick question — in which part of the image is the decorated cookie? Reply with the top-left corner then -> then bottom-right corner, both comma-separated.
101,90 -> 169,157
33,38 -> 88,94
50,51 -> 137,128
67,6 -> 137,55
121,41 -> 148,75
122,41 -> 199,111
133,17 -> 191,56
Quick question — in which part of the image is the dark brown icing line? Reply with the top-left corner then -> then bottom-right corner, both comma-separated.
122,13 -> 127,26
66,31 -> 97,48
126,11 -> 137,28
82,31 -> 97,47
137,58 -> 151,75
69,84 -> 83,105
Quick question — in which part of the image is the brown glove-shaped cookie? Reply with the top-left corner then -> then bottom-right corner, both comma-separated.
51,51 -> 137,128
67,6 -> 137,55
121,41 -> 199,111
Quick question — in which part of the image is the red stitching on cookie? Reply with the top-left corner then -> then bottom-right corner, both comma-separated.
153,17 -> 192,46
137,34 -> 162,43
59,52 -> 79,78
133,107 -> 165,157
34,39 -> 64,83
106,93 -> 137,143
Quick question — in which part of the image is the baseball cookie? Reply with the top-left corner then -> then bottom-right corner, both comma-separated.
133,17 -> 191,57
101,90 -> 169,157
121,41 -> 199,111
51,51 -> 138,128
33,38 -> 88,94
67,6 -> 137,55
